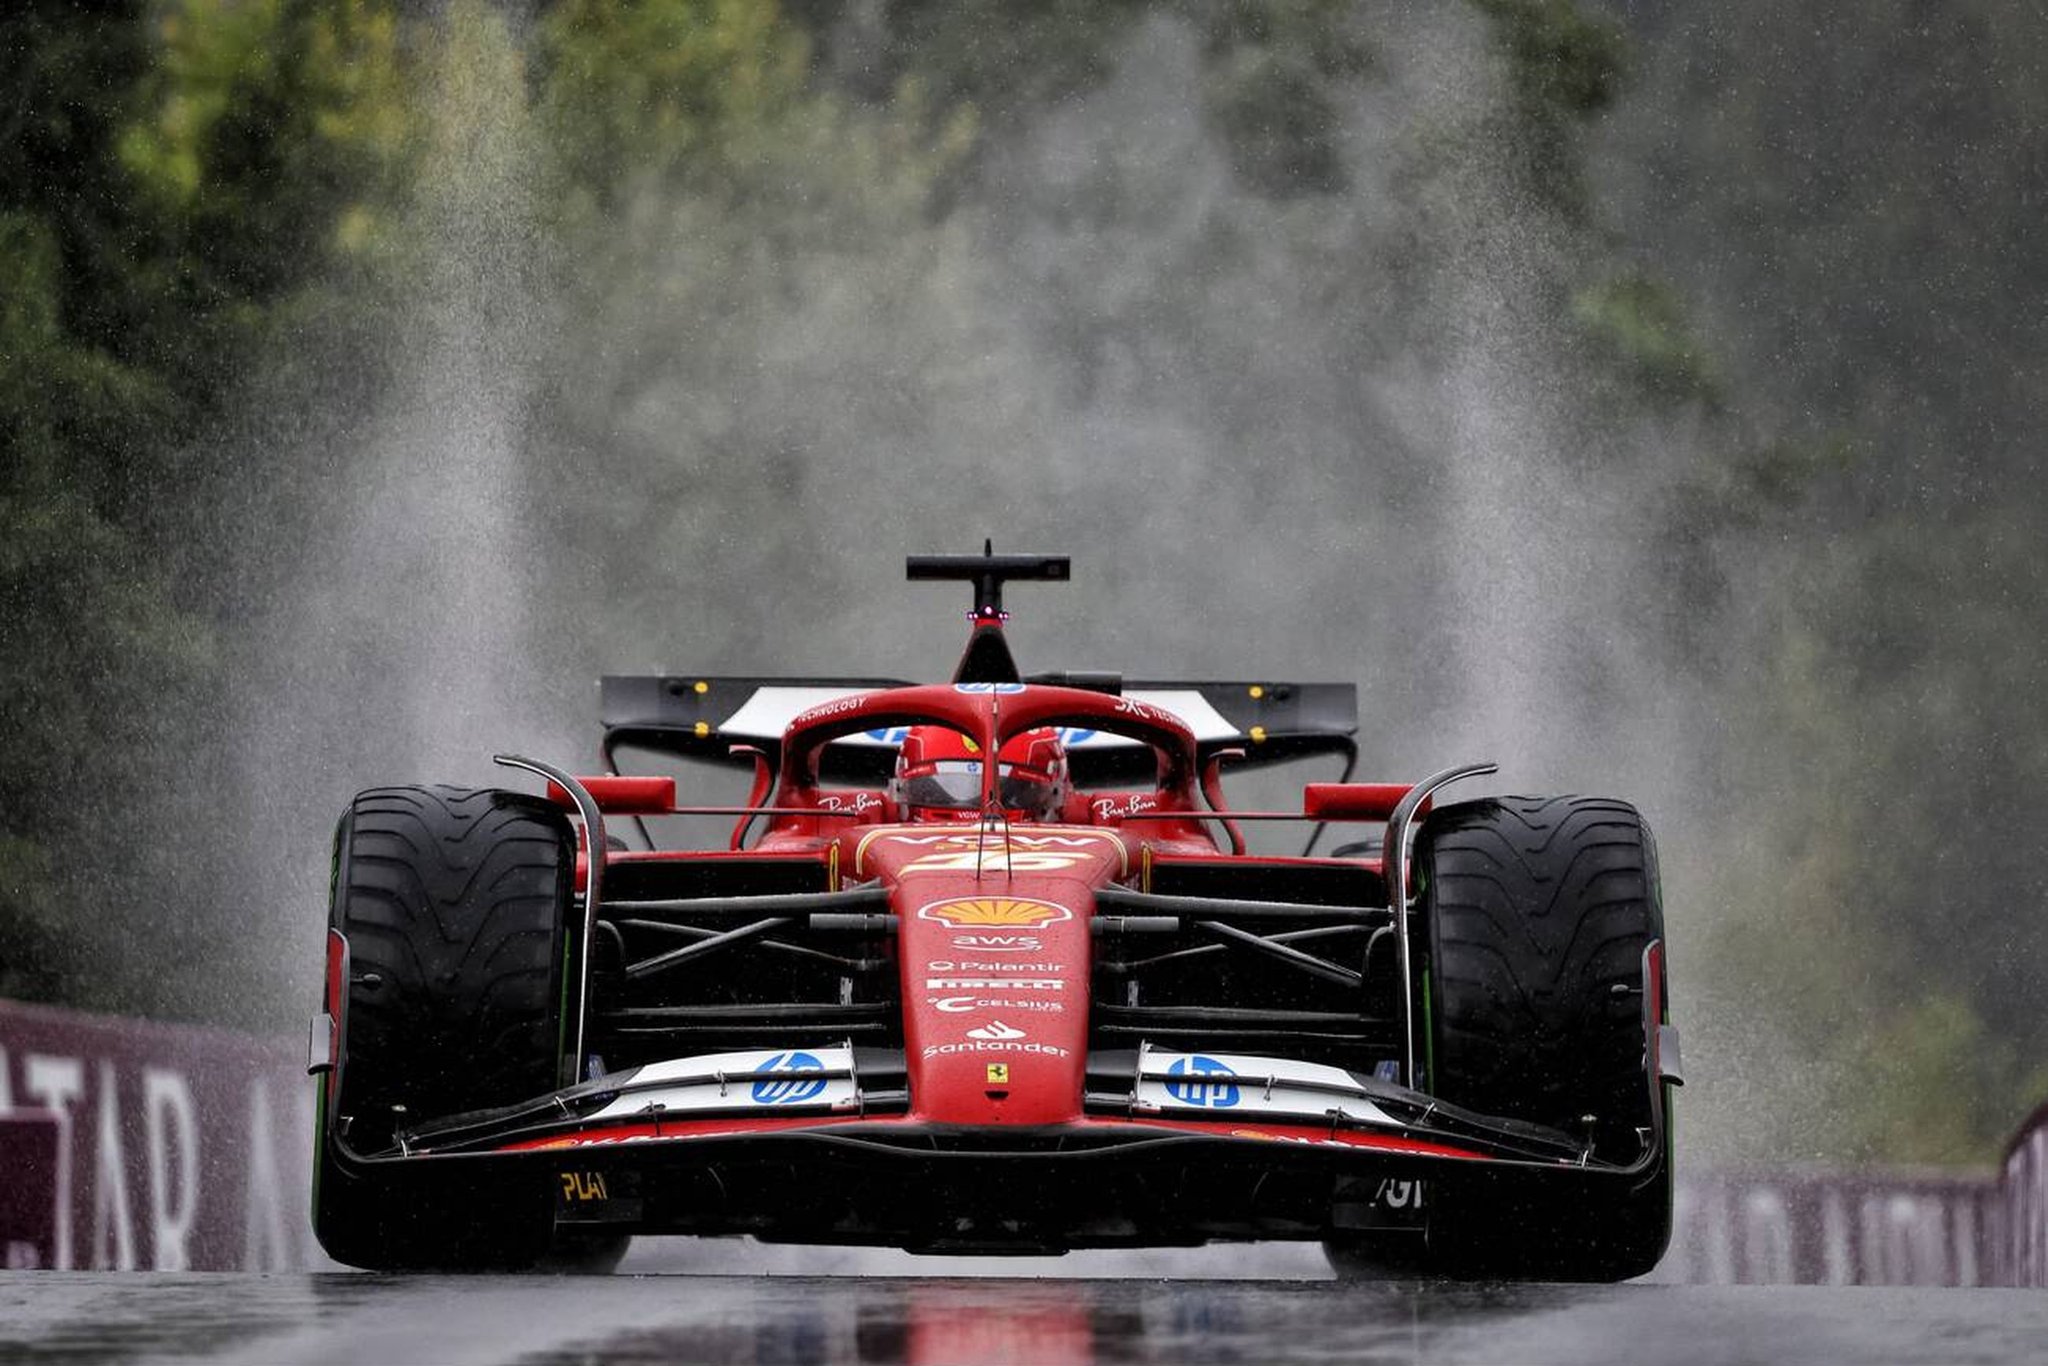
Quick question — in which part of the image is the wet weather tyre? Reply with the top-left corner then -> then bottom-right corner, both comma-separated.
1341,795 -> 1672,1281
314,785 -> 576,1271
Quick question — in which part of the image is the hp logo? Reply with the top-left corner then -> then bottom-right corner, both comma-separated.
750,1052 -> 828,1105
1164,1055 -> 1240,1108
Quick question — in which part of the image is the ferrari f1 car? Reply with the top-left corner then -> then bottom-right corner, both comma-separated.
310,551 -> 1681,1278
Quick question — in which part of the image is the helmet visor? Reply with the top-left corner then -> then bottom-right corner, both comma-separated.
899,760 -> 983,810
998,770 -> 1056,818
900,760 -> 1057,816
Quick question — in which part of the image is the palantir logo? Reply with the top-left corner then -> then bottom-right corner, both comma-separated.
751,1051 -> 828,1105
1165,1055 -> 1240,1108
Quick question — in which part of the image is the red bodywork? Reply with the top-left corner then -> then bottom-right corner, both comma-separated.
792,687 -> 1191,1129
500,681 -> 1486,1167
587,683 -> 1233,1137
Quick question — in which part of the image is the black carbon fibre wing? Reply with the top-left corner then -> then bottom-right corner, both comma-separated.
599,675 -> 1357,785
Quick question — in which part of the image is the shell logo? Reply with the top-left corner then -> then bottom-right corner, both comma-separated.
917,896 -> 1073,928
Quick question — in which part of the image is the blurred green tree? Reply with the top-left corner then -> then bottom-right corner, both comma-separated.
0,0 -> 412,1016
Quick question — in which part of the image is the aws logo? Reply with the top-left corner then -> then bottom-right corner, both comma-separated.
917,897 -> 1073,928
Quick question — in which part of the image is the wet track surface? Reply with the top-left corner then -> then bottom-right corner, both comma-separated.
2,1270 -> 2043,1365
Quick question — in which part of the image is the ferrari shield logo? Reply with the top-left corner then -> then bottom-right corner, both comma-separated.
917,897 -> 1073,928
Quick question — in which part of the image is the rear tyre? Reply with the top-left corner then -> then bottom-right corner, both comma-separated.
1329,795 -> 1672,1281
314,785 -> 576,1271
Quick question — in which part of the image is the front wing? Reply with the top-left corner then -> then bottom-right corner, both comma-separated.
327,1048 -> 1669,1253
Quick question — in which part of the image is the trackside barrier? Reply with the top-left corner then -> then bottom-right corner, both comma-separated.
0,998 -> 315,1270
1659,1106 -> 2048,1286
0,1112 -> 59,1268
1658,1169 -> 1999,1285
1,995 -> 2044,1278
2007,1103 -> 2048,1288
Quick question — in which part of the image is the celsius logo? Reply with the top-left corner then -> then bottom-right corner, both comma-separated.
929,997 -> 1063,1014
967,1020 -> 1026,1041
750,1052 -> 827,1105
1165,1055 -> 1240,1108
930,996 -> 1061,1014
918,897 -> 1073,928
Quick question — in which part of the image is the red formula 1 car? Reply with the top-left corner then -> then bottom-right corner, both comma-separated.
310,552 -> 1681,1278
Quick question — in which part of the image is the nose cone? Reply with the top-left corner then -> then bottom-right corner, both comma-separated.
863,823 -> 1131,1125
904,890 -> 1089,1125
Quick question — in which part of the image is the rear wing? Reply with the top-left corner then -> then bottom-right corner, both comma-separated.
600,675 -> 1357,786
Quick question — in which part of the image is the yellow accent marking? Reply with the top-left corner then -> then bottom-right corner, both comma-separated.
1248,725 -> 1267,743
693,721 -> 711,737
1141,843 -> 1154,894
986,1064 -> 1010,1085
1248,684 -> 1264,699
559,1171 -> 609,1202
693,680 -> 709,694
827,843 -> 841,892
853,825 -> 894,877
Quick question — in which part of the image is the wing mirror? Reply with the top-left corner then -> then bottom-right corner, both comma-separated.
1301,782 -> 1427,822
545,775 -> 677,814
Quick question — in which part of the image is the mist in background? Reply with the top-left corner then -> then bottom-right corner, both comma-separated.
238,0 -> 1765,1172
4,0 -> 2043,1172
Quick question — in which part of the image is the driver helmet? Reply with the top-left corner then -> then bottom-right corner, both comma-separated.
892,726 -> 1070,821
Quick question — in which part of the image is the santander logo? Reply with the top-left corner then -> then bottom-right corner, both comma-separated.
966,1019 -> 1026,1041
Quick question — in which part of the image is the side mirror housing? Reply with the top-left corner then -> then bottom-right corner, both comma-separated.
1302,782 -> 1426,823
546,775 -> 677,814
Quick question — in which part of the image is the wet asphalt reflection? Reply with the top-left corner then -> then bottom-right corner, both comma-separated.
2,1273 -> 2045,1366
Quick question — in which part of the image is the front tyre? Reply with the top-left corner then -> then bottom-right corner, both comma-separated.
313,785 -> 577,1271
1330,795 -> 1673,1281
